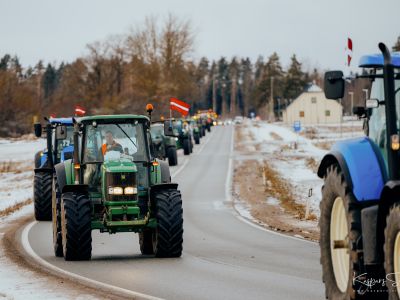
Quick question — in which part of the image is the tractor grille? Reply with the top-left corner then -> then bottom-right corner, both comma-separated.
106,172 -> 137,201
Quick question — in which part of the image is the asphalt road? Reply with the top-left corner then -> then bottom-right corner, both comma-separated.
26,125 -> 325,300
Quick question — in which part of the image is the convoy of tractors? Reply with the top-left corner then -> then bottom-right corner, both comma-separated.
31,42 -> 400,299
33,107 -> 216,260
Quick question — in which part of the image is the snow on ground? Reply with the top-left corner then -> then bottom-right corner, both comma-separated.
0,138 -> 46,211
245,119 -> 364,217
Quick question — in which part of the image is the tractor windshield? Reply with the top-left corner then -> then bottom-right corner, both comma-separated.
55,126 -> 74,160
368,74 -> 400,164
150,125 -> 164,139
83,122 -> 148,163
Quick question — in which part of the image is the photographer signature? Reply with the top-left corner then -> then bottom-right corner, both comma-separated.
353,272 -> 400,294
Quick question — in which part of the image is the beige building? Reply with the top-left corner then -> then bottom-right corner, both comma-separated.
282,84 -> 343,125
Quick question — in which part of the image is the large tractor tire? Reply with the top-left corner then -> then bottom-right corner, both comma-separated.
189,138 -> 193,153
153,189 -> 183,257
319,164 -> 364,299
167,146 -> 178,166
139,229 -> 155,255
183,138 -> 190,155
384,204 -> 400,299
194,133 -> 200,145
61,192 -> 92,261
202,127 -> 206,137
33,172 -> 52,221
34,151 -> 42,168
52,178 -> 63,257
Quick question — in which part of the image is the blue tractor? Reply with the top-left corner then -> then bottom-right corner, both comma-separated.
33,117 -> 74,221
318,43 -> 400,299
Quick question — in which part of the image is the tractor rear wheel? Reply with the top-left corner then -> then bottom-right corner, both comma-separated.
194,133 -> 200,144
320,164 -> 363,299
189,138 -> 193,153
153,189 -> 183,257
167,146 -> 178,166
33,172 -> 52,221
384,204 -> 400,299
52,178 -> 63,257
61,192 -> 92,261
139,229 -> 155,255
183,138 -> 190,155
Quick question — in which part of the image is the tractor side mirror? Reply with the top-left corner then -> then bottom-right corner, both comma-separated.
324,71 -> 345,100
34,123 -> 42,138
164,121 -> 178,137
56,125 -> 67,140
366,99 -> 379,108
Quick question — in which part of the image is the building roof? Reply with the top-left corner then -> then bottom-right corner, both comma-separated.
305,83 -> 322,92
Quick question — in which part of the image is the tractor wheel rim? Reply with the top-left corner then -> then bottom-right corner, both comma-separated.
330,196 -> 350,293
394,232 -> 400,296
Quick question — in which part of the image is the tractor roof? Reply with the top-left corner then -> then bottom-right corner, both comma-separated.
49,117 -> 73,125
77,114 -> 149,123
359,52 -> 400,68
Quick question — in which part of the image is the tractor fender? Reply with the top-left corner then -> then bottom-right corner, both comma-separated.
150,183 -> 179,193
317,137 -> 387,202
62,184 -> 89,194
54,163 -> 67,192
159,160 -> 171,183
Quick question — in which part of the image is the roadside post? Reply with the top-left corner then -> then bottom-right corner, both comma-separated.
293,120 -> 301,149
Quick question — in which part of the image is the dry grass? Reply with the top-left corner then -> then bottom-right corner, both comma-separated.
300,127 -> 318,139
0,161 -> 27,174
0,198 -> 32,218
270,132 -> 283,141
314,141 -> 333,150
305,157 -> 319,173
261,161 -> 308,219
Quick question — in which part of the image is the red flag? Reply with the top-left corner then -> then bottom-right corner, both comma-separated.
75,105 -> 86,116
347,38 -> 353,66
170,98 -> 190,116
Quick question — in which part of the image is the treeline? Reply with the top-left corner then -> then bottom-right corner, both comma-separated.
1,14 -> 399,137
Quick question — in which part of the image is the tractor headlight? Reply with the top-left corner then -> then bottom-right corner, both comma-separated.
124,186 -> 137,195
108,187 -> 123,195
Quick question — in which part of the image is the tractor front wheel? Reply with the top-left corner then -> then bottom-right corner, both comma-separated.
153,189 -> 183,257
194,133 -> 200,144
139,229 -> 155,255
33,172 -> 52,221
384,204 -> 400,299
183,139 -> 190,155
167,146 -> 178,166
52,178 -> 63,257
61,192 -> 92,261
320,164 -> 363,299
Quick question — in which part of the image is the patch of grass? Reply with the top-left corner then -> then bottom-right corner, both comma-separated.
262,161 -> 316,220
0,161 -> 30,174
314,141 -> 333,150
270,132 -> 283,141
305,157 -> 319,173
0,198 -> 32,218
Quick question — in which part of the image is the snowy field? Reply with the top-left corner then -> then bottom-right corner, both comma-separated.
242,119 -> 364,217
0,138 -> 45,212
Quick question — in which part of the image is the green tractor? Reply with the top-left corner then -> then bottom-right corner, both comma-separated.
170,119 -> 193,155
189,119 -> 201,145
150,122 -> 178,166
52,108 -> 183,260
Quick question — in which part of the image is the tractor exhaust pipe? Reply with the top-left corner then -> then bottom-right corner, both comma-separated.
379,43 -> 399,180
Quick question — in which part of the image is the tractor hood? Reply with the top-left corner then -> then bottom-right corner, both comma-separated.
103,159 -> 137,173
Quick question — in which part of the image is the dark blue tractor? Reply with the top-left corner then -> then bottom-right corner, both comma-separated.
318,43 -> 400,299
33,117 -> 74,221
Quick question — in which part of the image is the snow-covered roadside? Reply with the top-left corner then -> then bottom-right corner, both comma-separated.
249,120 -> 326,216
0,139 -> 45,212
0,206 -> 101,300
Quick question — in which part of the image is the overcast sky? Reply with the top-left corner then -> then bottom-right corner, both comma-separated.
0,0 -> 399,73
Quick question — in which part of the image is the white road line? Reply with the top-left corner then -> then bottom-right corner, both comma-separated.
21,221 -> 163,300
227,125 -> 317,245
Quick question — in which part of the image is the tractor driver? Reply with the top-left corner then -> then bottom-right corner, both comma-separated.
101,131 -> 123,156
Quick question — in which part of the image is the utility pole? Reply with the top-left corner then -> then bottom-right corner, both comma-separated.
268,76 -> 274,121
212,74 -> 217,113
230,74 -> 237,118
